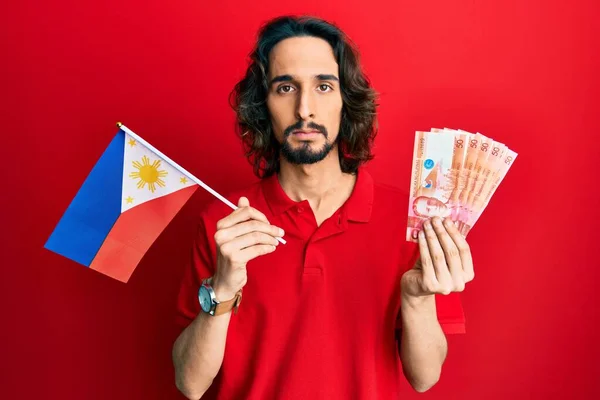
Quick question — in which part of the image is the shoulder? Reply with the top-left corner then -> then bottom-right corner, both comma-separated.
366,173 -> 412,231
373,180 -> 409,201
366,174 -> 419,262
372,180 -> 410,212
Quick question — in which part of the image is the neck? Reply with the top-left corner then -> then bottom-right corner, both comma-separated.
277,146 -> 355,214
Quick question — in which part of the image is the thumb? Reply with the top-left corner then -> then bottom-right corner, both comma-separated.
412,255 -> 423,271
238,196 -> 250,208
401,269 -> 425,297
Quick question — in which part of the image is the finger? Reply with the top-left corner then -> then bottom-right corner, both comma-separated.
222,231 -> 280,253
215,220 -> 284,245
432,217 -> 464,289
456,222 -> 465,236
217,203 -> 270,230
444,218 -> 475,281
423,219 -> 452,286
238,244 -> 277,263
417,229 -> 437,289
460,224 -> 471,238
238,196 -> 250,208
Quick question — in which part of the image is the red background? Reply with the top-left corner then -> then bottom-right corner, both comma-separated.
2,0 -> 599,399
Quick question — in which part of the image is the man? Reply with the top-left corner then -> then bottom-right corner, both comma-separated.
172,15 -> 473,400
412,196 -> 452,219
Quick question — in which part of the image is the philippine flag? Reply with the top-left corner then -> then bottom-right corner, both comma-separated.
44,124 -> 199,283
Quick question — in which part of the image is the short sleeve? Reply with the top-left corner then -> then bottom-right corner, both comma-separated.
174,214 -> 217,330
395,242 -> 466,335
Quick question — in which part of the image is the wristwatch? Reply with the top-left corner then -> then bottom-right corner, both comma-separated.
198,277 -> 242,316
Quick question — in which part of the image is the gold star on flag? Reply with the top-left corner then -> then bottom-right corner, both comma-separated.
128,138 -> 136,147
180,177 -> 188,185
125,196 -> 134,204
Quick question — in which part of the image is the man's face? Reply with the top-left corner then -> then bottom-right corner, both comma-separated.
266,36 -> 343,165
413,196 -> 450,218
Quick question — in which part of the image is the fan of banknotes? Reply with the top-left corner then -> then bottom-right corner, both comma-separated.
406,128 -> 518,242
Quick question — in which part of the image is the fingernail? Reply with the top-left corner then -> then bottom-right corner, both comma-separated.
424,221 -> 432,230
434,218 -> 442,226
278,228 -> 285,236
418,230 -> 425,239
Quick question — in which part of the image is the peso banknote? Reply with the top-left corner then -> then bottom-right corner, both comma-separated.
459,148 -> 518,236
406,130 -> 455,242
407,128 -> 518,242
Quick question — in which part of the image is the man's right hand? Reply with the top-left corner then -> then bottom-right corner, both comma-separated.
211,196 -> 284,301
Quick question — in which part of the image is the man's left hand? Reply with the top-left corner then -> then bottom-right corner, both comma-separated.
401,216 -> 475,298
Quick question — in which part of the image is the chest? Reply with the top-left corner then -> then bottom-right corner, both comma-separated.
238,220 -> 408,319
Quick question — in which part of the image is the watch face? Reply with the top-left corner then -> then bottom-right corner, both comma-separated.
199,286 -> 211,312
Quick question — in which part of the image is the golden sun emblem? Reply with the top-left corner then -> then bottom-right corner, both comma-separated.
129,155 -> 167,193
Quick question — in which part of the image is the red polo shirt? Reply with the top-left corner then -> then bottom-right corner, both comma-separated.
175,167 -> 465,400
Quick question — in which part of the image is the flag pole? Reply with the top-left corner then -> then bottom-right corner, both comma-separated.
116,122 -> 286,245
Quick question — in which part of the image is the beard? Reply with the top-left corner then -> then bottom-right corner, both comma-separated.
279,121 -> 337,165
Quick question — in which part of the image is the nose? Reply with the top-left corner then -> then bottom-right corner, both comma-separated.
296,88 -> 315,121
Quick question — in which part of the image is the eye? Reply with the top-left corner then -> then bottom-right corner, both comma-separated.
277,85 -> 295,93
318,84 -> 333,92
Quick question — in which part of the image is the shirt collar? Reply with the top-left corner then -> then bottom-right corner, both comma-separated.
261,166 -> 374,223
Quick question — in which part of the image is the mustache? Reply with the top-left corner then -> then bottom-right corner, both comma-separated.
283,121 -> 328,138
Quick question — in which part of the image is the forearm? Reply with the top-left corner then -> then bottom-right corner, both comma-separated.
172,289 -> 233,399
399,294 -> 447,392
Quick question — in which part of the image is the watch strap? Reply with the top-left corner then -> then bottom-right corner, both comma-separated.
213,291 -> 242,316
203,277 -> 242,316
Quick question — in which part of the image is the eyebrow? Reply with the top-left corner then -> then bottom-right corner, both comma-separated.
269,74 -> 339,86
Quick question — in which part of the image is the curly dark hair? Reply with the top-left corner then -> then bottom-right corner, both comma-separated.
229,15 -> 379,178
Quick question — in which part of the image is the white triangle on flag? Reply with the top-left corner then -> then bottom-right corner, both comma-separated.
121,133 -> 196,212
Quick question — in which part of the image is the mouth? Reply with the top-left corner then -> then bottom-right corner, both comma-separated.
291,130 -> 322,139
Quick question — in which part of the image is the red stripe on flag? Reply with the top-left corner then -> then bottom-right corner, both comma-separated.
89,185 -> 198,282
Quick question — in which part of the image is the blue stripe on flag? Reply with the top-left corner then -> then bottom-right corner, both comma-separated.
44,130 -> 125,267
